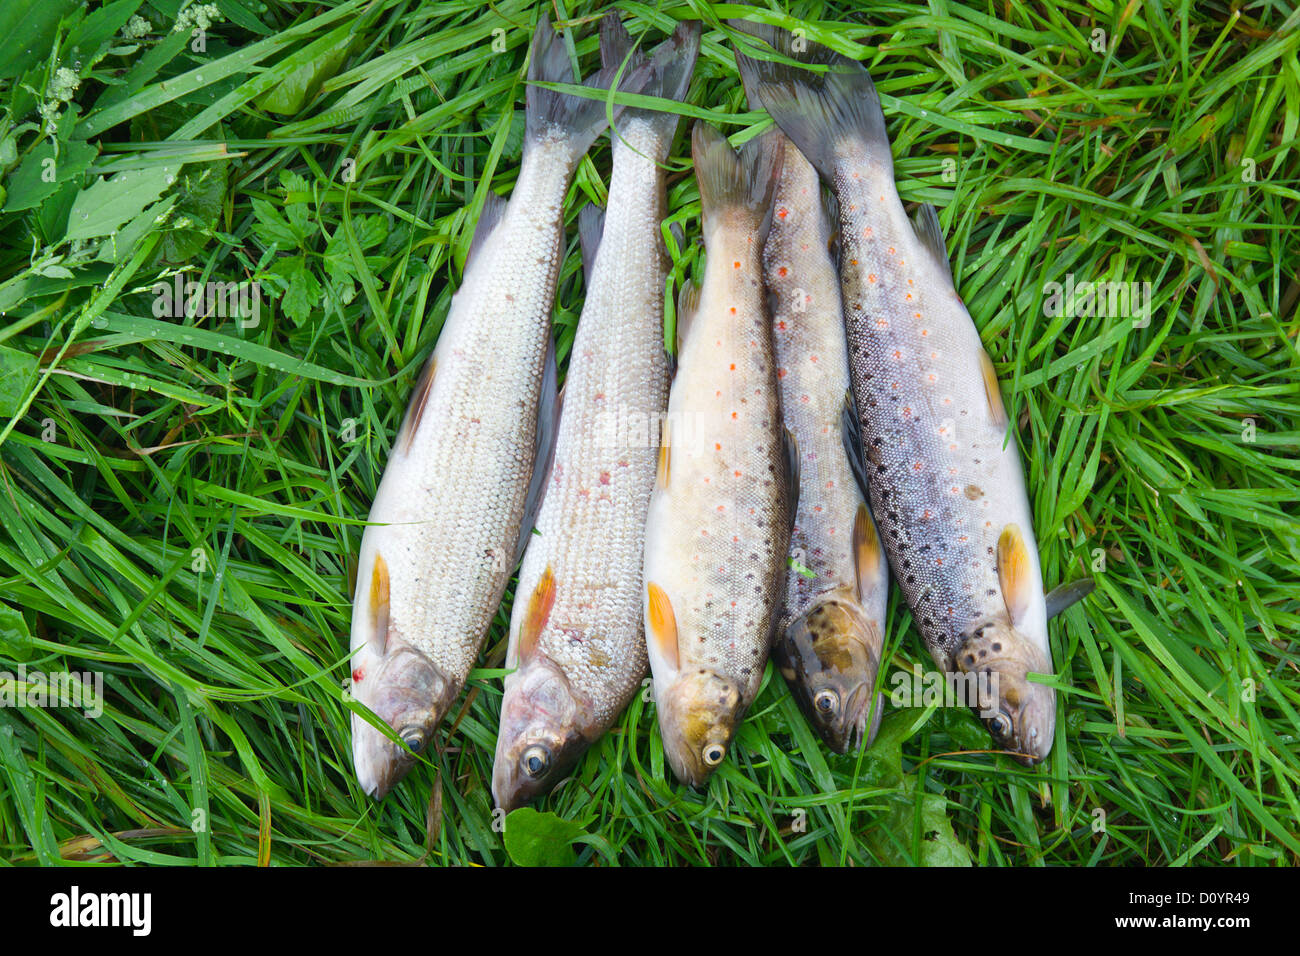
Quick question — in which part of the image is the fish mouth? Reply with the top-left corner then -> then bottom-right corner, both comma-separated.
491,657 -> 592,812
351,642 -> 456,800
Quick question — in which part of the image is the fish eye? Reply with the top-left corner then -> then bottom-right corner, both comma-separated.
399,727 -> 426,753
813,689 -> 840,718
702,743 -> 726,767
989,712 -> 1013,740
522,745 -> 551,778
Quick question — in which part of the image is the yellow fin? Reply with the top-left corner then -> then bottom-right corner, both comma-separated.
997,524 -> 1032,625
852,503 -> 881,600
517,564 -> 556,664
979,349 -> 1007,428
646,582 -> 679,671
368,552 -> 390,651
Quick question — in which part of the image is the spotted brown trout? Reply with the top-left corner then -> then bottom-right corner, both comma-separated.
349,14 -> 649,799
759,130 -> 889,754
491,20 -> 700,811
737,24 -> 1057,763
642,122 -> 792,787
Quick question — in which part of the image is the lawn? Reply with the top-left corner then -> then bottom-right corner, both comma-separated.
0,0 -> 1297,866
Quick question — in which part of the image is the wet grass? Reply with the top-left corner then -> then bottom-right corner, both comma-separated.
0,0 -> 1297,865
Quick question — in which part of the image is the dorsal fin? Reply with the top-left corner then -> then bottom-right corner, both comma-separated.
646,581 -> 679,671
911,203 -> 952,279
997,524 -> 1034,626
467,192 -> 507,268
839,390 -> 869,503
515,564 -> 557,665
579,203 -> 605,285
514,337 -> 561,565
782,427 -> 800,541
398,353 -> 438,454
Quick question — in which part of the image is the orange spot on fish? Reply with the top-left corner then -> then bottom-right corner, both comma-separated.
733,261 -> 741,269
730,363 -> 736,370
778,207 -> 789,219
352,668 -> 364,683
868,274 -> 877,283
778,267 -> 788,277
778,368 -> 788,379
599,472 -> 610,484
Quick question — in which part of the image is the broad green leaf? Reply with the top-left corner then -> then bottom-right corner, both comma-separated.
503,808 -> 586,867
65,164 -> 179,241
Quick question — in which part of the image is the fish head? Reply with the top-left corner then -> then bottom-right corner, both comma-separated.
954,622 -> 1055,764
351,638 -> 454,799
492,656 -> 590,812
658,668 -> 745,786
775,594 -> 884,753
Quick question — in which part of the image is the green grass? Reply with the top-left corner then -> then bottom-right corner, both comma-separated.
0,0 -> 1297,866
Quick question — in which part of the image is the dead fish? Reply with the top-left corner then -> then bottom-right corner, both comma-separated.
641,122 -> 791,787
349,14 -> 648,800
492,19 -> 701,812
736,25 -> 1058,763
758,129 -> 889,754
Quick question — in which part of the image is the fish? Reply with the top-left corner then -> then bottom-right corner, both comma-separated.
641,121 -> 791,787
491,19 -> 701,812
757,128 -> 890,754
736,24 -> 1058,764
349,14 -> 649,800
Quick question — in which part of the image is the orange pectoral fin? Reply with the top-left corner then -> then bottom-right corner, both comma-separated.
368,552 -> 391,652
517,564 -> 557,665
979,348 -> 1007,428
852,503 -> 882,600
646,582 -> 679,672
996,524 -> 1033,625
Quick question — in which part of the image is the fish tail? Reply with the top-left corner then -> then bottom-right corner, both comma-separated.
691,122 -> 785,243
526,13 -> 652,165
602,18 -> 701,160
731,20 -> 890,181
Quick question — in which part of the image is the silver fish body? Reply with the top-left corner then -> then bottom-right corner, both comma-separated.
642,123 -> 790,787
761,134 -> 889,754
737,28 -> 1055,763
492,21 -> 700,812
350,16 -> 645,799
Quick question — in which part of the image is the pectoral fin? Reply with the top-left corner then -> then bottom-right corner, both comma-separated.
997,524 -> 1034,626
368,552 -> 391,653
675,279 -> 700,357
782,427 -> 800,540
979,349 -> 1007,428
852,503 -> 882,601
646,582 -> 679,671
516,564 -> 557,665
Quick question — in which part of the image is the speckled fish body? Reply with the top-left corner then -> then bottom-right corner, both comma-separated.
761,134 -> 889,754
349,16 -> 648,799
737,27 -> 1055,763
641,123 -> 790,787
491,21 -> 700,812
